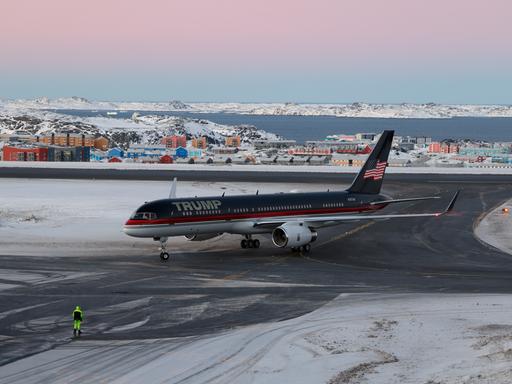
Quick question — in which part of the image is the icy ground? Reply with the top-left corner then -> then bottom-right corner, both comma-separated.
2,179 -> 512,383
474,198 -> 512,255
0,178 -> 340,256
2,293 -> 512,383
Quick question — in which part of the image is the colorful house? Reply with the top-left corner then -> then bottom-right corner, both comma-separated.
159,155 -> 173,164
94,136 -> 109,150
107,147 -> 124,158
2,145 -> 48,161
174,147 -> 188,158
186,147 -> 203,158
90,149 -> 107,162
162,135 -> 187,149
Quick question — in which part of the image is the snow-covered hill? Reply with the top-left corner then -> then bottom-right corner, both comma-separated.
0,97 -> 192,113
0,109 -> 279,149
190,102 -> 512,118
2,97 -> 512,118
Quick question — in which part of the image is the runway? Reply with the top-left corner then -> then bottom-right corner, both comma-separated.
1,171 -> 512,370
3,164 -> 512,183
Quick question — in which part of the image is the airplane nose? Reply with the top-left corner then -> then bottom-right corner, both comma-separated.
123,219 -> 137,236
123,224 -> 133,236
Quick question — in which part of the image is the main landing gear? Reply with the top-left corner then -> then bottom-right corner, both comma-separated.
291,243 -> 311,254
241,235 -> 260,249
157,237 -> 170,262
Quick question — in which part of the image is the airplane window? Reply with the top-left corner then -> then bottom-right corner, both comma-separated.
130,212 -> 157,220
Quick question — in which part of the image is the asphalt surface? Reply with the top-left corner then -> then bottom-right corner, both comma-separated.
2,165 -> 512,184
1,170 -> 512,367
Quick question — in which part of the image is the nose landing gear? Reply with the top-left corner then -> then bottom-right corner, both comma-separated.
156,237 -> 171,262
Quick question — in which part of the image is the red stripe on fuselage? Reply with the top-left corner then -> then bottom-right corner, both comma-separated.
124,204 -> 386,226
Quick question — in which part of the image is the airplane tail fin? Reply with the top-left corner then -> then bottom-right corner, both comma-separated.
346,130 -> 394,195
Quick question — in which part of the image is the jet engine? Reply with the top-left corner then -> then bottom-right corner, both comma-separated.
185,233 -> 223,241
272,223 -> 317,248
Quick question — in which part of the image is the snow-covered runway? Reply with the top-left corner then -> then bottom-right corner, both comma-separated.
2,293 -> 512,384
2,176 -> 512,383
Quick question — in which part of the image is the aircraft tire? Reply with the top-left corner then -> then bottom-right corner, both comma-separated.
253,239 -> 260,248
303,244 -> 311,253
241,239 -> 248,249
160,252 -> 170,261
248,239 -> 254,248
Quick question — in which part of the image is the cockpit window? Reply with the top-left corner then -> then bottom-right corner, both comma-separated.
130,212 -> 157,220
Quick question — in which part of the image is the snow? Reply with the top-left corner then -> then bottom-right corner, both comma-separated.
2,97 -> 512,118
105,317 -> 150,333
3,293 -> 512,383
474,198 -> 512,255
0,302 -> 63,321
2,178 -> 512,382
0,178 -> 340,257
0,107 -> 279,148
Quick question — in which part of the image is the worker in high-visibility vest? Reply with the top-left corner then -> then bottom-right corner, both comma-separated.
72,306 -> 83,336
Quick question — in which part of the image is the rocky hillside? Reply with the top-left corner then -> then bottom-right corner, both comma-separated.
0,110 -> 280,149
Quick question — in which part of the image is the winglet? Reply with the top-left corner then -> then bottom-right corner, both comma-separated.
169,177 -> 177,198
443,190 -> 460,214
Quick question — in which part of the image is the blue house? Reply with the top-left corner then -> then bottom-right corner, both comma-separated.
90,149 -> 107,162
108,147 -> 124,159
174,147 -> 188,158
126,144 -> 166,159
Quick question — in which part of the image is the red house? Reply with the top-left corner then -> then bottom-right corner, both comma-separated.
2,146 -> 48,161
159,154 -> 173,164
108,157 -> 122,163
162,135 -> 187,149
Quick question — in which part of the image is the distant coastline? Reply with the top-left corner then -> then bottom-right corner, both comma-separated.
55,109 -> 512,143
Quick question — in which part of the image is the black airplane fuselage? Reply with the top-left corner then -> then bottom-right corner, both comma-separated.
123,190 -> 389,238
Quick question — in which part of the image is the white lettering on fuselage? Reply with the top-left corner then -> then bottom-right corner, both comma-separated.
172,200 -> 222,212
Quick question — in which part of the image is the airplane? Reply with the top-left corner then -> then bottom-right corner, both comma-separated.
123,130 -> 459,261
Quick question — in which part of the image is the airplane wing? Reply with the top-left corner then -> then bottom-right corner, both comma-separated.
370,196 -> 440,206
254,190 -> 459,228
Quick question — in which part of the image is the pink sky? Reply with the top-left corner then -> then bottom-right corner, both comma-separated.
0,0 -> 511,102
1,0 -> 510,71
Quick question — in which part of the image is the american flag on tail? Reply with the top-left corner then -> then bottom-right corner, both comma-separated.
363,160 -> 387,180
